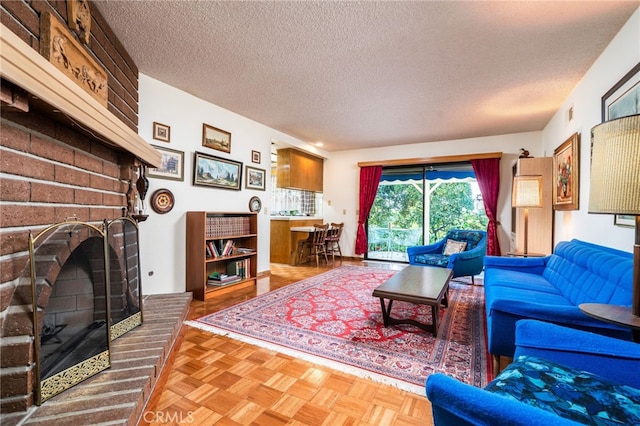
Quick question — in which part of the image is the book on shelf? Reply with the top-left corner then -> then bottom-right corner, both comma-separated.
226,258 -> 250,279
222,240 -> 235,256
206,241 -> 219,258
207,271 -> 241,286
235,247 -> 255,254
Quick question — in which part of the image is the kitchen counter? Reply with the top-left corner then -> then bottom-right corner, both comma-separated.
270,218 -> 323,264
270,216 -> 324,221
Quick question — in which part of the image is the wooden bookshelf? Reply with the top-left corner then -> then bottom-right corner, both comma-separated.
186,211 -> 258,300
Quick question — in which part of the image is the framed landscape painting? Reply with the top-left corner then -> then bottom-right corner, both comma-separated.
193,152 -> 242,190
202,123 -> 231,153
148,146 -> 184,181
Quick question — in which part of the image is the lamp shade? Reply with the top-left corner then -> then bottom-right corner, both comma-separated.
589,114 -> 640,215
512,175 -> 543,208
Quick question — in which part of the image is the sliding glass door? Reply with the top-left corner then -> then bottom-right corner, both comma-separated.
366,163 -> 487,262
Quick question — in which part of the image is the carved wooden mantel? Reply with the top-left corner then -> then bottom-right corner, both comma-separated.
0,22 -> 160,167
40,12 -> 108,107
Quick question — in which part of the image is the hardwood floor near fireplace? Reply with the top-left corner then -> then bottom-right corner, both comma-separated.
141,260 -> 433,426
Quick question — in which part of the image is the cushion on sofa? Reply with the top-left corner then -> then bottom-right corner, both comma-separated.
443,239 -> 467,255
484,268 -> 560,294
485,355 -> 640,425
413,254 -> 450,267
542,241 -> 633,306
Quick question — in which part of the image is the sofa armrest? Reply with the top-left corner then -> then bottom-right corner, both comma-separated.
484,255 -> 549,275
425,373 -> 577,426
514,320 -> 640,388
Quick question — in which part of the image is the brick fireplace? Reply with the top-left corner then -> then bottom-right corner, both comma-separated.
0,0 -> 170,419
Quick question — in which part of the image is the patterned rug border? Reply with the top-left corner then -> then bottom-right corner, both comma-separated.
187,265 -> 489,396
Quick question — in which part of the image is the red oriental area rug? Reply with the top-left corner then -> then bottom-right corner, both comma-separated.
187,265 -> 491,395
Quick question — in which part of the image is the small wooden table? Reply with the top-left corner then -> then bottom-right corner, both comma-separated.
372,265 -> 453,337
579,303 -> 640,343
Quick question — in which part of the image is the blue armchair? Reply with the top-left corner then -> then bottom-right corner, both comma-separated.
407,229 -> 486,283
426,320 -> 640,425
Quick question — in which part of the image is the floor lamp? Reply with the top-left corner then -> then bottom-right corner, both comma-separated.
512,175 -> 543,256
589,114 -> 640,321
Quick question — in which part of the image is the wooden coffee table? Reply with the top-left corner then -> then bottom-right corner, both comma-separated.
372,265 -> 453,337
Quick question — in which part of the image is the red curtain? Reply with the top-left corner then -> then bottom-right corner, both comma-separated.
355,166 -> 383,255
471,158 -> 502,256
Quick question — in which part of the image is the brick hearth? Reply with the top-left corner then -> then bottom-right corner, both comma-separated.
2,292 -> 191,426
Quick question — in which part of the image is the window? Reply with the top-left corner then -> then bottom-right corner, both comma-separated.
366,162 -> 488,261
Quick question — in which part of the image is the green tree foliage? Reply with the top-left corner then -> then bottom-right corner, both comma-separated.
368,181 -> 488,247
369,183 -> 423,230
428,182 -> 488,241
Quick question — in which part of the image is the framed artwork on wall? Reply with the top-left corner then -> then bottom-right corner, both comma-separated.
601,62 -> 640,122
601,62 -> 639,226
245,166 -> 266,191
152,122 -> 170,142
202,123 -> 231,153
193,151 -> 242,190
251,150 -> 261,164
148,145 -> 184,181
552,132 -> 580,211
614,215 -> 635,227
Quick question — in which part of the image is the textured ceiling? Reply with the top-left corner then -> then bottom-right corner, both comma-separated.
93,1 -> 638,152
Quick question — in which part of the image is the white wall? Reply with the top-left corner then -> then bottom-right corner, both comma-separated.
137,74 -> 317,294
321,132 -> 542,257
541,8 -> 639,252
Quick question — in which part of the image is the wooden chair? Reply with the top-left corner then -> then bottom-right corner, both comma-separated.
325,222 -> 344,263
298,224 -> 329,266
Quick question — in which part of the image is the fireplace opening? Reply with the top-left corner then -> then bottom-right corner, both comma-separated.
39,243 -> 109,382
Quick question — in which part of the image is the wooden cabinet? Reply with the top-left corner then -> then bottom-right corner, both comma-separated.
512,157 -> 554,255
276,148 -> 323,192
186,212 -> 257,300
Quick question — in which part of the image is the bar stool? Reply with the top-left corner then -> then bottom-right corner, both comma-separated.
325,222 -> 344,263
298,224 -> 329,266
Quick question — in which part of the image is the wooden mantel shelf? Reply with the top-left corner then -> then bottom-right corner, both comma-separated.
0,23 -> 161,167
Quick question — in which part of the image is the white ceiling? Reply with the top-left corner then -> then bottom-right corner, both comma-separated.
93,1 -> 638,152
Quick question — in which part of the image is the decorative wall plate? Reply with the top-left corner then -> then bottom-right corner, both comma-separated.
151,189 -> 174,214
249,196 -> 262,213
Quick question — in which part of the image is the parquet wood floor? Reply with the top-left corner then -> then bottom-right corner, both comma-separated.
140,260 -> 434,425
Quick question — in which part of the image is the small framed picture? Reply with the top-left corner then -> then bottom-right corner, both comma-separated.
193,151 -> 242,190
245,166 -> 266,191
251,150 -> 261,164
148,145 -> 184,181
152,122 -> 170,142
202,123 -> 231,153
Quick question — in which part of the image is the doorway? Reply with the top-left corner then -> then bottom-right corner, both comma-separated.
366,163 -> 488,261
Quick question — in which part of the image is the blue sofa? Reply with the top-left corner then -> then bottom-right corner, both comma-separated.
407,229 -> 486,283
426,320 -> 640,425
484,239 -> 633,359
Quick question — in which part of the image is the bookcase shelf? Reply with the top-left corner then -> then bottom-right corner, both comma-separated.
186,211 -> 258,300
